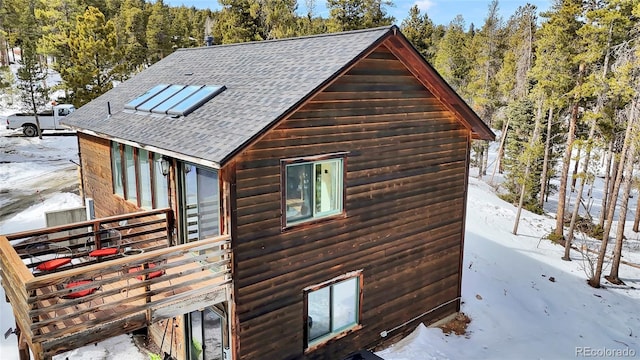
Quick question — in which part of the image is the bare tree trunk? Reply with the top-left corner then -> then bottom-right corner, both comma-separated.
564,122 -> 597,260
475,145 -> 483,179
599,142 -> 614,227
482,141 -> 489,176
513,101 -> 543,235
555,63 -> 585,237
571,146 -> 581,192
0,4 -> 7,67
591,109 -> 635,288
539,106 -> 554,209
566,44 -> 612,259
607,154 -> 634,285
477,144 -> 485,179
633,181 -> 640,232
608,100 -> 639,283
0,0 -> 8,66
513,164 -> 531,235
490,119 -> 509,185
28,81 -> 43,140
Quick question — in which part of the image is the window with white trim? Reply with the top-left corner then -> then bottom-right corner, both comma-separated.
305,273 -> 361,348
283,156 -> 344,226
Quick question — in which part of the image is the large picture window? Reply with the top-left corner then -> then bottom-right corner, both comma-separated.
283,155 -> 344,227
110,142 -> 168,209
305,272 -> 362,348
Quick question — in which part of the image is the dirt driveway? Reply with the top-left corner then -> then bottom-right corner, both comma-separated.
0,129 -> 79,222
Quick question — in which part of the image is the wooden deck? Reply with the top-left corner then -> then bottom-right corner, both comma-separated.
0,209 -> 231,360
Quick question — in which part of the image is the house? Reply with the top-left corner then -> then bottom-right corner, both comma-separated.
0,25 -> 493,360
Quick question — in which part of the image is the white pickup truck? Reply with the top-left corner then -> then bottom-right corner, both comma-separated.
5,104 -> 76,137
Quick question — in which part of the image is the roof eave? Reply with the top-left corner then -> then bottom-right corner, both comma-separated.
382,32 -> 495,142
70,127 -> 222,169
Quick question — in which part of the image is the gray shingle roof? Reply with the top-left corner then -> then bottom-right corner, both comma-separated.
63,26 -> 394,167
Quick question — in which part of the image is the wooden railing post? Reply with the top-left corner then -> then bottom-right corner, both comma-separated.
92,222 -> 101,250
29,291 -> 41,337
165,209 -> 174,247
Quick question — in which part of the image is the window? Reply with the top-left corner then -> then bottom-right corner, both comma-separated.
283,155 -> 344,227
305,272 -> 362,348
57,107 -> 74,116
111,142 -> 124,197
182,164 -> 220,242
110,142 -> 169,209
187,306 -> 228,360
138,149 -> 152,209
124,145 -> 137,204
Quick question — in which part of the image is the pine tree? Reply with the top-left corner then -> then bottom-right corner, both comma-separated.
502,99 -> 543,213
467,0 -> 503,123
327,0 -> 394,32
529,0 -> 584,238
0,65 -> 15,91
466,0 -> 504,178
64,6 -> 120,106
214,0 -> 262,43
564,0 -> 636,261
601,9 -> 640,284
490,4 -> 536,180
495,4 -> 536,102
103,0 -> 123,19
433,15 -> 471,95
296,0 -> 327,36
35,0 -> 83,101
0,0 -> 9,65
254,0 -> 299,39
400,5 -> 441,63
16,0 -> 49,139
2,0 -> 29,63
146,0 -> 173,62
113,0 -> 149,77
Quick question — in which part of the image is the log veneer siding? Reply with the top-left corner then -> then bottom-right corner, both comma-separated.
232,45 -> 469,359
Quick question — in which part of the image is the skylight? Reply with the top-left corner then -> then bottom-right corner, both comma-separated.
124,84 -> 226,116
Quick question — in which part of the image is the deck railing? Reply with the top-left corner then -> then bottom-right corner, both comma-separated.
0,208 -> 231,359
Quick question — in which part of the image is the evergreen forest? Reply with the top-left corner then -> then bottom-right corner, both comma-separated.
1,0 -> 640,288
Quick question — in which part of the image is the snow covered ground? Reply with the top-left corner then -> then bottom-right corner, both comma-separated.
378,177 -> 640,359
1,122 -> 639,359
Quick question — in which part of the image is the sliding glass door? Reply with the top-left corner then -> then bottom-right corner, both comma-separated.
178,163 -> 219,243
187,306 -> 226,360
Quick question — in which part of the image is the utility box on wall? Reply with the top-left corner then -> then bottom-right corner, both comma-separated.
45,206 -> 87,246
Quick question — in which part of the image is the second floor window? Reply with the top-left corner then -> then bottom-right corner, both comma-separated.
283,156 -> 344,227
110,142 -> 168,210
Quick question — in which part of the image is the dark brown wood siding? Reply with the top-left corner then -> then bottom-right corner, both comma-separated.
232,44 -> 470,359
78,133 -> 139,217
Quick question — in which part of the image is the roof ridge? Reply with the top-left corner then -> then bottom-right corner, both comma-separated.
176,25 -> 395,52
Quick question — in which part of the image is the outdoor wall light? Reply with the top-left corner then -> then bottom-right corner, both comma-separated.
158,157 -> 170,176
